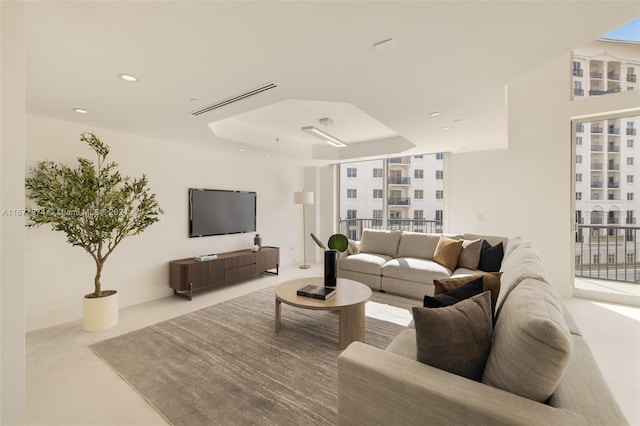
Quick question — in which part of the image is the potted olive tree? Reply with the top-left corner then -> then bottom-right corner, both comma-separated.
25,132 -> 163,331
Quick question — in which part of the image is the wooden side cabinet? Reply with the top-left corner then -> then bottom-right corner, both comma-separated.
169,246 -> 279,300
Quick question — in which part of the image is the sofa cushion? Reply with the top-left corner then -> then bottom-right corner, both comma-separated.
396,232 -> 443,260
385,328 -> 417,360
359,229 -> 402,258
434,272 -> 502,314
412,291 -> 492,381
381,258 -> 451,284
478,240 -> 504,272
339,253 -> 393,275
503,236 -> 522,261
346,239 -> 360,255
433,236 -> 464,271
423,276 -> 484,308
457,238 -> 482,270
482,279 -> 573,403
496,242 -> 552,316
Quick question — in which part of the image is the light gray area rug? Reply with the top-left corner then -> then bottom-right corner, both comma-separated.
90,287 -> 406,425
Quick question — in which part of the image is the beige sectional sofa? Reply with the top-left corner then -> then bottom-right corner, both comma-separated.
337,231 -> 628,425
338,229 -> 509,299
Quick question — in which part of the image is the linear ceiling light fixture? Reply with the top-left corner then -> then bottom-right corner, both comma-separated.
190,81 -> 278,116
301,118 -> 347,148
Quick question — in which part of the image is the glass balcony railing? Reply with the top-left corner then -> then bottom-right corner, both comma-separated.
575,225 -> 639,283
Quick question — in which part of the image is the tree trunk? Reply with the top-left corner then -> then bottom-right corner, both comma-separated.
94,261 -> 103,297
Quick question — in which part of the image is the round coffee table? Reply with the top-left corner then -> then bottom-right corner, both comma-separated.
275,277 -> 372,349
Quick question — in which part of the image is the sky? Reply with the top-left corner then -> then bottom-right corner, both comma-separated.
602,18 -> 640,42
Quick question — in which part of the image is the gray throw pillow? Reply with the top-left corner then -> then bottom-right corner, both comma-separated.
457,238 -> 482,270
411,291 -> 492,381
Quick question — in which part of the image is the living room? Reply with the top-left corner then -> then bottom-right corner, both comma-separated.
2,1 -> 639,424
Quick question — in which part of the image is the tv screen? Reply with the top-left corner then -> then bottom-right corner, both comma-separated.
189,189 -> 256,237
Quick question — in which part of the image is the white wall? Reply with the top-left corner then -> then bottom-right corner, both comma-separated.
25,115 -> 305,331
448,53 -> 639,298
1,1 -> 26,423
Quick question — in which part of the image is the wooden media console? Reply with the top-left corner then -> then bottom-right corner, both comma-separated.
169,246 -> 279,300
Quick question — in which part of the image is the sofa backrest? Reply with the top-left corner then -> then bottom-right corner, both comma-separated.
462,233 -> 508,248
396,232 -> 456,260
483,278 -> 573,403
496,242 -> 553,316
359,229 -> 402,258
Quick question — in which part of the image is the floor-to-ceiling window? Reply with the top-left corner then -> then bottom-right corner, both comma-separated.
338,153 -> 444,240
571,22 -> 640,303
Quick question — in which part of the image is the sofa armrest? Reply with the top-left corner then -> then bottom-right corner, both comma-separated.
338,342 -> 581,426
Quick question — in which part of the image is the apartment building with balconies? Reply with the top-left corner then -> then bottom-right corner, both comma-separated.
339,154 -> 444,239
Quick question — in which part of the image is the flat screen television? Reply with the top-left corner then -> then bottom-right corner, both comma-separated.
189,188 -> 256,238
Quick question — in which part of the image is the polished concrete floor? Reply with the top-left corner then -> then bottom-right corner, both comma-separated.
26,264 -> 640,425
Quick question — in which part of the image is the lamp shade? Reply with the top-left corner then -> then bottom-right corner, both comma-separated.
293,191 -> 314,205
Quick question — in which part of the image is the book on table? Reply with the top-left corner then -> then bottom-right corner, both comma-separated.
296,285 -> 336,300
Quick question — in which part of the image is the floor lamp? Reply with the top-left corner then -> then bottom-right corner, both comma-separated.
293,191 -> 314,269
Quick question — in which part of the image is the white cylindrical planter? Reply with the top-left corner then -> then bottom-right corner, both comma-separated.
83,290 -> 118,332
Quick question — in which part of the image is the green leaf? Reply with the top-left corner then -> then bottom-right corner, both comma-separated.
310,233 -> 326,250
327,234 -> 348,252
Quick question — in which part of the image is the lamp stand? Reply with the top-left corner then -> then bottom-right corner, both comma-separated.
300,203 -> 310,269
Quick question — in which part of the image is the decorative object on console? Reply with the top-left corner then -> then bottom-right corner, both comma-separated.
254,233 -> 262,247
412,291 -> 492,381
293,191 -> 314,269
311,232 -> 348,286
25,132 -> 163,331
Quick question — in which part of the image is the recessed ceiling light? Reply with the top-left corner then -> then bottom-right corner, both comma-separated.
429,112 -> 441,117
265,154 -> 271,158
118,73 -> 138,82
239,148 -> 246,152
442,126 -> 453,131
73,108 -> 88,114
454,119 -> 463,123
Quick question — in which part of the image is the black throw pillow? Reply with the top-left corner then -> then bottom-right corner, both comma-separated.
478,240 -> 504,272
423,276 -> 484,308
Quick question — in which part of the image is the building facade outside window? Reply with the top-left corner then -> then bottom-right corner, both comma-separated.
339,154 -> 444,238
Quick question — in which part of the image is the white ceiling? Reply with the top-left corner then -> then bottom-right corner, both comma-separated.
25,1 -> 639,164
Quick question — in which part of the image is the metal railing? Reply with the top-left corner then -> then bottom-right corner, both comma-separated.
388,177 -> 411,185
339,218 -> 443,241
575,225 -> 639,283
388,197 -> 411,206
